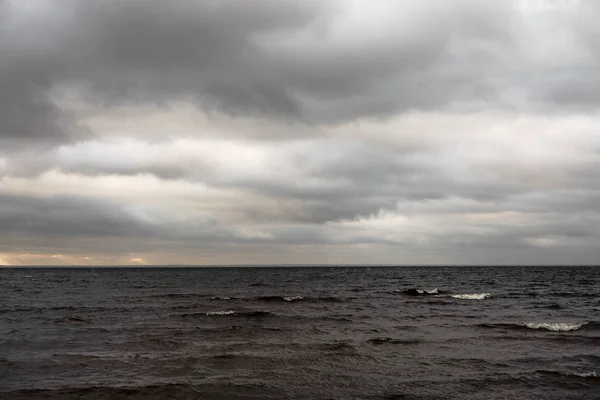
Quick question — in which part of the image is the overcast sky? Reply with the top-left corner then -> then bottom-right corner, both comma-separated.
0,0 -> 599,266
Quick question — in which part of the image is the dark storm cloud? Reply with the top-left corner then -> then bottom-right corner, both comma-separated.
2,0 -> 598,149
0,47 -> 75,148
0,0 -> 326,148
0,193 -> 152,238
0,0 -> 527,148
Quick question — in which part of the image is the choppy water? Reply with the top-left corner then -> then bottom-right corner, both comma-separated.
1,266 -> 599,399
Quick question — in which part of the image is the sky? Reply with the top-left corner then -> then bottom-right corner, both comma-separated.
0,0 -> 599,266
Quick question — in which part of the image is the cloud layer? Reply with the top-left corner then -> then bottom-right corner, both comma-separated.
0,0 -> 599,265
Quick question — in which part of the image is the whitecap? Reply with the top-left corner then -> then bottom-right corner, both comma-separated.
283,296 -> 304,302
524,322 -> 587,332
205,311 -> 235,316
569,371 -> 599,378
451,293 -> 491,300
415,288 -> 438,295
542,370 -> 599,378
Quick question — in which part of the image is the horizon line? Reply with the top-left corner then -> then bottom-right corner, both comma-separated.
1,264 -> 598,268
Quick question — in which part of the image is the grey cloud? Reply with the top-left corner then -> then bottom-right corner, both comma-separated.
0,61 -> 73,147
1,0 -> 599,264
211,155 -> 522,223
2,0 -> 596,149
575,1 -> 600,54
0,193 -> 153,238
1,182 -> 599,264
9,131 -> 600,226
0,0 -> 326,148
0,193 -> 283,250
0,0 -> 532,148
56,164 -> 190,181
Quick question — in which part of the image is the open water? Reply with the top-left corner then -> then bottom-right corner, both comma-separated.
1,266 -> 599,399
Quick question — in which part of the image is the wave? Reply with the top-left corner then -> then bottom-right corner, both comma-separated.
4,384 -> 206,399
403,299 -> 452,306
533,303 -> 561,309
316,342 -> 356,352
0,357 -> 17,368
548,291 -> 597,298
539,370 -> 599,379
399,288 -> 443,296
283,296 -> 304,302
1,305 -> 84,314
0,307 -> 36,314
401,289 -> 492,299
367,337 -> 421,345
54,316 -> 89,324
309,296 -> 344,303
177,294 -> 344,303
147,293 -> 207,300
479,321 -> 599,332
254,295 -> 341,303
524,322 -> 587,332
205,311 -> 235,316
255,295 -> 303,303
451,293 -> 491,300
178,310 -> 275,318
497,291 -> 538,299
569,371 -> 599,378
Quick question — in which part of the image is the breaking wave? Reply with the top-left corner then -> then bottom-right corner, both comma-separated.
479,321 -> 599,332
539,370 -> 599,379
569,371 -> 599,378
178,311 -> 275,318
205,311 -> 235,316
451,293 -> 491,300
399,288 -> 443,296
254,295 -> 341,303
524,322 -> 587,332
283,296 -> 304,302
255,295 -> 303,302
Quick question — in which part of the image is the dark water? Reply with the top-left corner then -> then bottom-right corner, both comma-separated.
1,266 -> 599,399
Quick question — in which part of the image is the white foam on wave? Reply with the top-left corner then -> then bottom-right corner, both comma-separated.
211,296 -> 231,300
283,296 -> 304,302
524,322 -> 587,332
570,371 -> 599,378
451,293 -> 491,300
205,311 -> 235,316
545,370 -> 599,378
417,288 -> 438,295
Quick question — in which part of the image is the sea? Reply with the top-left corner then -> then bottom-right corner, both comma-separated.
1,266 -> 599,399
